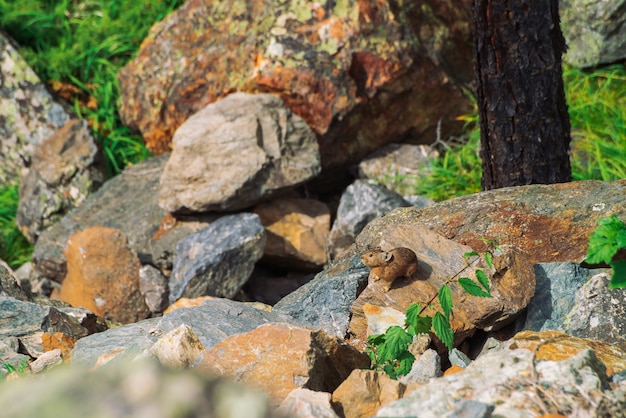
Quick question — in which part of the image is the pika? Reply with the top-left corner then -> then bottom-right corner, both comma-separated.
360,247 -> 418,292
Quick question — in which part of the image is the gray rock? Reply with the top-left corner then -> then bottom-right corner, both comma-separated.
564,272 -> 626,350
449,400 -> 494,418
158,92 -> 321,213
169,213 -> 266,303
0,357 -> 275,418
277,388 -> 340,418
524,262 -> 592,332
0,261 -> 30,301
398,349 -> 442,385
0,296 -> 50,338
327,180 -> 412,262
376,347 -> 613,417
449,348 -> 471,368
561,0 -> 626,68
17,119 -> 104,243
32,154 -> 169,283
71,297 -> 296,369
273,253 -> 369,338
139,265 -> 169,314
0,31 -> 72,186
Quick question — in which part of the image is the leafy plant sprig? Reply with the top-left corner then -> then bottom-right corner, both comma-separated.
367,243 -> 497,379
586,214 -> 626,288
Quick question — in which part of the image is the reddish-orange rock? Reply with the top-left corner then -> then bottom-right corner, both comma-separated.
443,365 -> 465,376
356,179 -> 626,264
118,0 -> 473,169
42,332 -> 77,360
196,322 -> 370,405
253,197 -> 330,270
57,226 -> 150,324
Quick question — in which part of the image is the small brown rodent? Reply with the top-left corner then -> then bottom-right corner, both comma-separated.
360,247 -> 418,292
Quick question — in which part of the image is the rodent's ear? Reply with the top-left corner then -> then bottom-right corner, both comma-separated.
383,251 -> 393,262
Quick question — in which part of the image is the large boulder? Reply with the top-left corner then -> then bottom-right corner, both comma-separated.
357,179 -> 626,264
0,31 -> 72,185
158,93 -> 321,213
560,0 -> 626,68
117,0 -> 474,172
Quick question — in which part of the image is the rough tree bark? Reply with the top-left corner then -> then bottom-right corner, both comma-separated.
472,0 -> 572,190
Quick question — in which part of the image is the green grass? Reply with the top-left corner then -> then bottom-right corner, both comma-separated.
0,185 -> 33,270
405,64 -> 626,201
0,0 -> 184,268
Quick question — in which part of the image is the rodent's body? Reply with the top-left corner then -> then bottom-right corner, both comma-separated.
360,247 -> 418,291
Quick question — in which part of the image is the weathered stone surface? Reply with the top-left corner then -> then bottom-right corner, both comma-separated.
561,0 -> 626,68
328,180 -> 412,261
399,349 -> 442,385
0,31 -> 72,186
376,346 -> 615,417
57,226 -> 150,324
29,349 -> 62,374
158,93 -> 320,213
197,322 -> 370,405
0,296 -> 104,360
523,262 -> 593,332
71,298 -> 295,369
563,272 -> 626,350
358,143 -> 438,196
169,213 -> 266,303
254,197 -> 330,270
0,358 -> 275,418
0,261 -> 30,301
139,265 -> 169,314
16,119 -> 104,243
362,303 -> 406,336
357,179 -> 626,264
32,154 -> 169,283
277,388 -> 339,418
509,330 -> 626,377
351,227 -> 535,346
273,253 -> 369,338
331,369 -> 410,418
117,0 -> 474,170
149,324 -> 204,368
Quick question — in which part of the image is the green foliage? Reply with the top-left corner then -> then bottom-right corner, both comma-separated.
565,65 -> 626,181
0,0 -> 185,176
367,246 -> 495,379
393,64 -> 626,202
0,185 -> 33,269
2,358 -> 29,378
586,215 -> 626,289
0,0 -> 183,267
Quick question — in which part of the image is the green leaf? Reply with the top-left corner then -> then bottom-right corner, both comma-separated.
463,251 -> 479,259
475,269 -> 491,294
617,229 -> 626,249
609,260 -> 626,289
458,277 -> 492,298
367,333 -> 386,346
484,252 -> 493,269
586,215 -> 626,264
405,303 -> 432,336
395,351 -> 416,377
378,326 -> 412,362
383,364 -> 398,380
438,285 -> 453,317
433,312 -> 454,351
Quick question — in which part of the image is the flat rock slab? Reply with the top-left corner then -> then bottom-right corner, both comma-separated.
356,179 -> 626,264
70,298 -> 297,369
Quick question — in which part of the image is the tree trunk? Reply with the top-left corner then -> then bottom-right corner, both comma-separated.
472,0 -> 572,190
